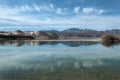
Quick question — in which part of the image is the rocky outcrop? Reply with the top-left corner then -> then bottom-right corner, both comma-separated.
0,30 -> 59,40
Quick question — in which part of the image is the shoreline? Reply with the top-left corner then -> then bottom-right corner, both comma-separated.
0,38 -> 102,42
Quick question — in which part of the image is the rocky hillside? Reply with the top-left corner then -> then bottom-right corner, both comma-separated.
0,28 -> 120,40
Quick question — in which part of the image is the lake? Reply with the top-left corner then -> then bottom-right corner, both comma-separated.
0,40 -> 120,80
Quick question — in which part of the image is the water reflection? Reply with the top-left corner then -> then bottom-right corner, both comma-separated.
0,40 -> 102,47
0,58 -> 120,80
0,40 -> 120,47
0,40 -> 120,80
101,40 -> 120,47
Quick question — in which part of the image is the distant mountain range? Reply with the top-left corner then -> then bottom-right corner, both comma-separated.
43,28 -> 120,37
0,28 -> 120,40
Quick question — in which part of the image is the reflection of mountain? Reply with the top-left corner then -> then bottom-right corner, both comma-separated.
0,40 -> 120,80
1,40 -> 120,47
63,41 -> 98,47
0,40 -> 99,47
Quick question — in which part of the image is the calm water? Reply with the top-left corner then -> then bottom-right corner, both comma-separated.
0,40 -> 120,80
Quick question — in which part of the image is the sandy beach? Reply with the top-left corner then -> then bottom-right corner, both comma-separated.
21,38 -> 102,42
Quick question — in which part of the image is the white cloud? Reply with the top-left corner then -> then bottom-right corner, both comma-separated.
24,5 -> 31,11
0,3 -> 66,22
0,4 -> 56,19
33,4 -> 55,12
0,6 -> 20,16
98,10 -> 104,14
0,4 -> 119,30
42,4 -> 51,12
50,4 -> 54,11
34,5 -> 41,12
74,7 -> 80,14
0,14 -> 120,30
83,8 -> 94,14
20,5 -> 32,12
82,7 -> 104,15
0,4 -> 55,14
56,8 -> 63,14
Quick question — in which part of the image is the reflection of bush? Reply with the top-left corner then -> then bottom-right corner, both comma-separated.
102,41 -> 120,47
101,34 -> 120,47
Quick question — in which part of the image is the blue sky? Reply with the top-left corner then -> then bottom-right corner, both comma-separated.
0,0 -> 120,30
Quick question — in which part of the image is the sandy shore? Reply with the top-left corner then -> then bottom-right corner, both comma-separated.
22,38 -> 102,42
